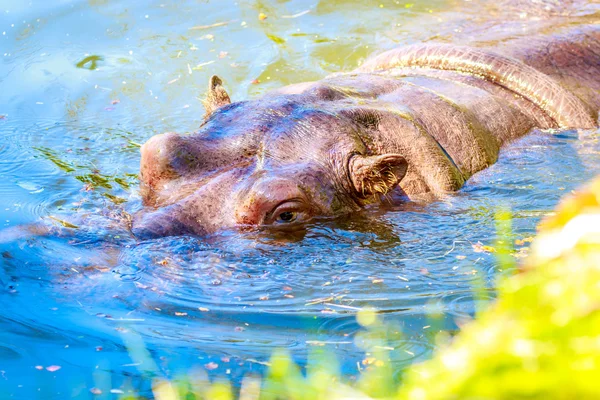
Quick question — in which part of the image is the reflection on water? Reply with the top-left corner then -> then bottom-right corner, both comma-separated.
0,0 -> 599,398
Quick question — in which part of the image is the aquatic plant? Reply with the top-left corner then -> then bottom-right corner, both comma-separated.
131,175 -> 600,399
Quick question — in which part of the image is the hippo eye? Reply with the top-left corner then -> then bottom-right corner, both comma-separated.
265,200 -> 307,225
277,211 -> 297,223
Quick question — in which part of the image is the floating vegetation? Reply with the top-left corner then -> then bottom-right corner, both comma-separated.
75,173 -> 113,189
189,21 -> 231,31
47,215 -> 79,229
33,146 -> 77,173
75,55 -> 104,70
266,34 -> 286,45
102,192 -> 126,204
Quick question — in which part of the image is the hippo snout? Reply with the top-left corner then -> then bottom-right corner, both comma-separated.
139,132 -> 182,203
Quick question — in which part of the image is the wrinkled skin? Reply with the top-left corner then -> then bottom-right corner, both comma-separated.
133,0 -> 600,238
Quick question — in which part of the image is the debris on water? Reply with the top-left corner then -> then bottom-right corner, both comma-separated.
134,282 -> 149,291
111,99 -> 120,105
371,278 -> 384,284
198,307 -> 209,312
362,357 -> 376,366
218,51 -> 228,58
174,312 -> 187,316
281,10 -> 310,19
35,365 -> 43,370
192,60 -> 215,70
323,302 -> 360,311
75,55 -> 103,70
472,242 -> 496,253
259,295 -> 269,300
110,389 -> 124,394
189,21 -> 231,30
47,216 -> 79,229
234,326 -> 245,332
513,247 -> 530,258
307,340 -> 353,346
204,362 -> 218,370
258,13 -> 267,21
456,255 -> 467,260
95,346 -> 103,351
45,365 -> 61,372
515,237 -> 534,246
245,358 -> 271,367
89,387 -> 102,395
266,34 -> 286,44
306,296 -> 334,306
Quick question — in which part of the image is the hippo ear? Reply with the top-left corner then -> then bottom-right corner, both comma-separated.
203,75 -> 231,118
349,154 -> 408,197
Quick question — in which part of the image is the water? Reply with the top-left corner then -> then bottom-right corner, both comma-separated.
1,0 -> 599,398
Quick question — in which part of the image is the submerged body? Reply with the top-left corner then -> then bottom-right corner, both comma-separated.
134,3 -> 600,237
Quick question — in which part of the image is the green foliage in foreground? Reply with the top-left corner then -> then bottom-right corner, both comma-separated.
397,179 -> 600,399
137,177 -> 600,400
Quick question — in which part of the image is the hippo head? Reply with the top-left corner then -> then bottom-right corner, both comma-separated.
131,76 -> 408,238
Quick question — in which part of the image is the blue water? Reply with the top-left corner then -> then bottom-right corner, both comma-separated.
1,0 -> 599,398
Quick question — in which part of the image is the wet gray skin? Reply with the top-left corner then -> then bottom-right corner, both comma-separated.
133,23 -> 600,238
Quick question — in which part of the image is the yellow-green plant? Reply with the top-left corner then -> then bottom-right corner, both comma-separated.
398,176 -> 600,399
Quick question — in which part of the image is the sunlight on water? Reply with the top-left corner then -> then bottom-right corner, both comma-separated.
0,0 -> 599,398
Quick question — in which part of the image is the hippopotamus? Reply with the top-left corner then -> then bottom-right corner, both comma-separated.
132,2 -> 600,238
